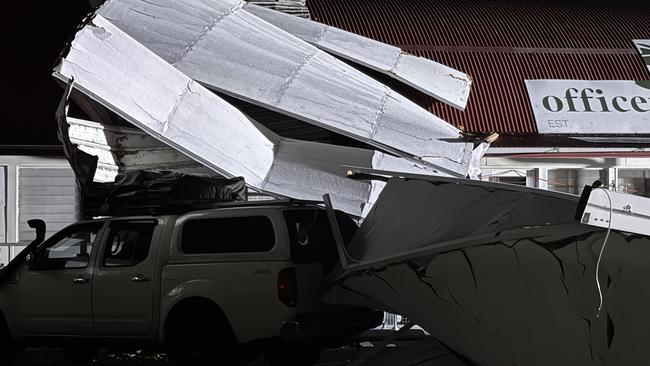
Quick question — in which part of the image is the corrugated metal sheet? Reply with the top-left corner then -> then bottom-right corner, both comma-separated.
247,0 -> 310,17
307,0 -> 650,134
54,15 -> 443,217
98,0 -> 475,176
18,168 -> 78,241
423,52 -> 649,134
245,3 -> 472,110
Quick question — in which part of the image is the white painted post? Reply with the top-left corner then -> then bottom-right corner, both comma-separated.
526,169 -> 538,188
0,166 -> 5,244
538,168 -> 549,190
6,165 -> 18,245
607,167 -> 618,191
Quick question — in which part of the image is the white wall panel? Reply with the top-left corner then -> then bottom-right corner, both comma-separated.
18,168 -> 77,241
0,166 -> 5,244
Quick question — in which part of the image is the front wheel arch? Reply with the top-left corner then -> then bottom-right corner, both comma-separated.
163,296 -> 235,344
164,297 -> 238,365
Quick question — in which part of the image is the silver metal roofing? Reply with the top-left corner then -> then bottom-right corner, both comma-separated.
246,0 -> 310,18
97,0 -> 474,177
54,16 -> 438,216
244,3 -> 472,110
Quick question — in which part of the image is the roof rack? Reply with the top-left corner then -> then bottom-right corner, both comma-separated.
82,198 -> 325,218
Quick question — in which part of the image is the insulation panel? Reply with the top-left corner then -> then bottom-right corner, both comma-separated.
54,16 -> 438,216
98,0 -> 473,176
245,3 -> 471,110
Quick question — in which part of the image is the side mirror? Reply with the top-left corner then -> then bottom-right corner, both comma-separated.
27,219 -> 47,243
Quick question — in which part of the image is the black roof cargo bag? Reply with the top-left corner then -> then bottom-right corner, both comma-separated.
82,170 -> 247,217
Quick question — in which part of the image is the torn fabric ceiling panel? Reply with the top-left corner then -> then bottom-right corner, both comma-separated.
67,118 -> 213,183
97,0 -> 473,177
54,15 -> 436,216
326,177 -> 650,365
244,3 -> 472,110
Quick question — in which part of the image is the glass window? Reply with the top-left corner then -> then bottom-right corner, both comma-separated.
103,221 -> 156,267
548,169 -> 606,195
489,176 -> 527,186
486,170 -> 527,186
182,216 -> 275,254
36,222 -> 103,269
617,169 -> 650,197
548,169 -> 578,194
283,209 -> 358,270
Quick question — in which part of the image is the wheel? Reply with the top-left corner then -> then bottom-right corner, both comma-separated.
166,307 -> 235,366
0,318 -> 15,365
263,340 -> 322,366
63,346 -> 96,365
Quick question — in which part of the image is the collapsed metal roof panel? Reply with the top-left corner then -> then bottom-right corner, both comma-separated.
326,177 -> 650,365
97,0 -> 473,177
343,176 -> 579,263
244,3 -> 472,110
54,15 -> 437,216
247,0 -> 310,18
54,15 -> 276,188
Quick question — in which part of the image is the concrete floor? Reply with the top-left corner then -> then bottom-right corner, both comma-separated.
13,346 -> 363,366
13,330 -> 428,365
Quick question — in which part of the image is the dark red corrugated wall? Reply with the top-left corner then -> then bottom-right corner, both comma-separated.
307,0 -> 650,134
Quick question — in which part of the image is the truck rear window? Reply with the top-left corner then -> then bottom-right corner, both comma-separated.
181,216 -> 275,254
283,209 -> 358,269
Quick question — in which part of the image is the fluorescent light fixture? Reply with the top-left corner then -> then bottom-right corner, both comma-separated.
577,184 -> 650,236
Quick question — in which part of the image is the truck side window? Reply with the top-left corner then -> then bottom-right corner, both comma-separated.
35,222 -> 103,270
182,216 -> 275,254
103,222 -> 156,267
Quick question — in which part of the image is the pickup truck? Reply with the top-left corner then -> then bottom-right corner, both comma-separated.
0,200 -> 382,366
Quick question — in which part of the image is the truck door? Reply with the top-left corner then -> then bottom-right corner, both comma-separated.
18,222 -> 104,336
92,220 -> 158,336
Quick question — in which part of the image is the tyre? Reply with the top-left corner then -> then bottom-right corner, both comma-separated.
263,340 -> 322,366
0,316 -> 15,365
166,305 -> 235,366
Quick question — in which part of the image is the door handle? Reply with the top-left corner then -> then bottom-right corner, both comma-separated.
131,274 -> 151,282
72,277 -> 91,284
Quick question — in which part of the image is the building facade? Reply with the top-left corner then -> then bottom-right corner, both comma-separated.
307,0 -> 650,195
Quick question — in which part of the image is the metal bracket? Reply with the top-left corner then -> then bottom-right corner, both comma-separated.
322,194 -> 362,277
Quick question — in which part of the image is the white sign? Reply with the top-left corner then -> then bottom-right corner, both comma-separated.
634,39 -> 650,73
526,80 -> 650,134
